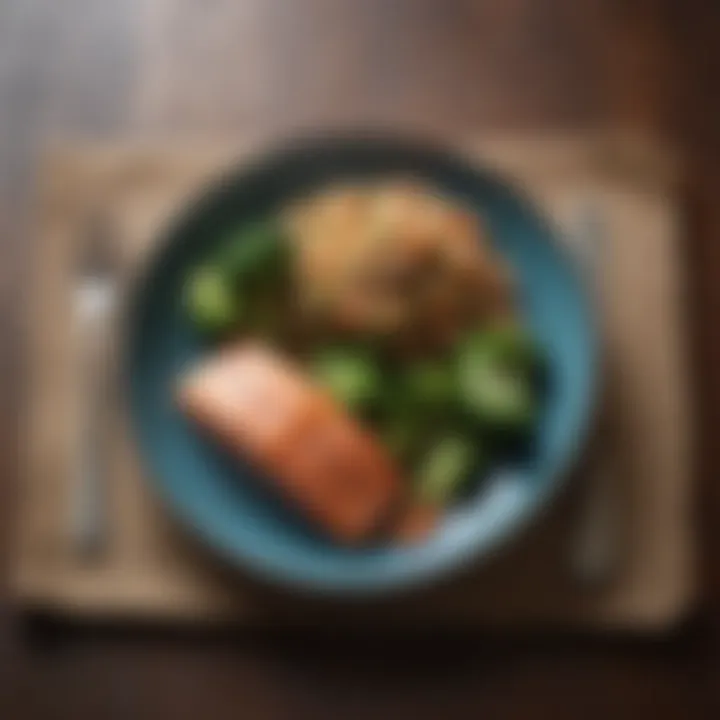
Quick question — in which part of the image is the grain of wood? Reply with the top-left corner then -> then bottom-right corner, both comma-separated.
1,0 -> 719,717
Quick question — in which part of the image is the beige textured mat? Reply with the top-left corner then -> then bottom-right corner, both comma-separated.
14,136 -> 695,630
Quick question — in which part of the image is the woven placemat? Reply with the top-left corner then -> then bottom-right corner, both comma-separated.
13,135 -> 696,630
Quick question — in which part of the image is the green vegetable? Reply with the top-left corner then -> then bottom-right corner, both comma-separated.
456,325 -> 541,432
377,411 -> 428,463
246,293 -> 283,339
402,361 -> 458,412
219,221 -> 289,286
185,220 -> 290,337
415,435 -> 479,504
379,418 -> 416,461
477,321 -> 544,375
184,267 -> 240,335
310,348 -> 383,412
466,363 -> 536,428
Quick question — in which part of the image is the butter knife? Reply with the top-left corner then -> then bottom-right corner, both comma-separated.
567,200 -> 618,586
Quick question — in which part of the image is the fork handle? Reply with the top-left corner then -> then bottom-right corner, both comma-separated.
71,291 -> 114,559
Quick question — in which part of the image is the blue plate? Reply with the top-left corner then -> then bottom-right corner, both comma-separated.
126,134 -> 598,595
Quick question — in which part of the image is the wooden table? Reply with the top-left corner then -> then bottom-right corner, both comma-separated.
1,1 -> 718,717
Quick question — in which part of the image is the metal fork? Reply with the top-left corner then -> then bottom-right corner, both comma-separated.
567,201 -> 619,586
70,210 -> 120,560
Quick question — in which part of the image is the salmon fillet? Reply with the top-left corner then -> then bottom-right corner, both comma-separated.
177,342 -> 403,543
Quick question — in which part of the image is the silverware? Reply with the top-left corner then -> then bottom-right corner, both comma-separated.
567,201 -> 618,586
70,210 -> 119,559
570,441 -> 617,585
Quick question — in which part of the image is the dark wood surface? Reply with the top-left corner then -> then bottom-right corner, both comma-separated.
1,0 -> 719,717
